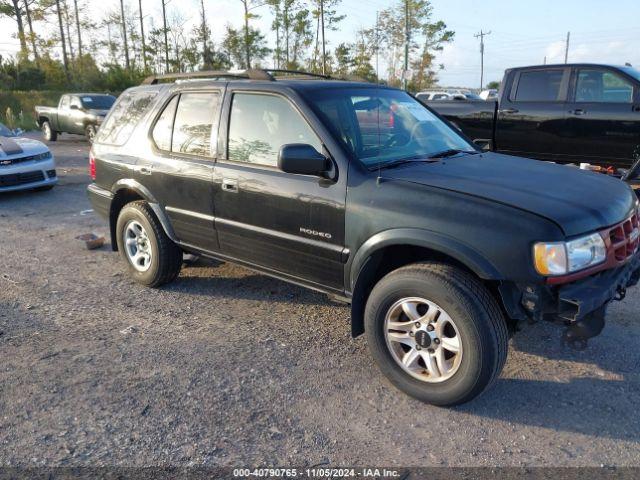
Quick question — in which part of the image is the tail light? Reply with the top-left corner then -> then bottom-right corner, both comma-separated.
89,151 -> 96,180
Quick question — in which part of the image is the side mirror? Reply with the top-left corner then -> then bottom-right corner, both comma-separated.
70,104 -> 79,110
473,138 -> 492,151
278,144 -> 328,177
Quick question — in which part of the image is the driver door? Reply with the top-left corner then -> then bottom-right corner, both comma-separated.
213,89 -> 347,291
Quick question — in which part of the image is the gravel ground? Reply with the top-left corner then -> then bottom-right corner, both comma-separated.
1,134 -> 640,468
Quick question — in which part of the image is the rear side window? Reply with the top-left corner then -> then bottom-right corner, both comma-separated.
151,92 -> 220,157
152,95 -> 179,151
575,69 -> 634,103
172,93 -> 220,156
227,93 -> 321,167
514,70 -> 564,102
96,90 -> 157,146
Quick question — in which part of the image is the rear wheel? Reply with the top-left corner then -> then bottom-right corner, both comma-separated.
42,121 -> 57,142
116,201 -> 182,287
364,262 -> 508,406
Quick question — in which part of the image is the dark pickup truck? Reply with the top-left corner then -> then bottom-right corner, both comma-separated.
35,93 -> 116,143
87,69 -> 640,406
425,63 -> 640,170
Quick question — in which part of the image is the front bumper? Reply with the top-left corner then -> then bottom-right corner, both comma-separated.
0,157 -> 58,192
557,252 -> 640,322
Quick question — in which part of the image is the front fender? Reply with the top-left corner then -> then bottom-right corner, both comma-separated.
349,228 -> 503,292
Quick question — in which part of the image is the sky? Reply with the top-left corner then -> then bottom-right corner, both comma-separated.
1,0 -> 639,88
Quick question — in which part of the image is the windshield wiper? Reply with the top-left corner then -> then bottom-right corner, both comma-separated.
429,149 -> 478,159
375,156 -> 439,170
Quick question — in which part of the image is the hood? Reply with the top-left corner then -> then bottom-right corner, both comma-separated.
383,152 -> 636,237
0,136 -> 48,158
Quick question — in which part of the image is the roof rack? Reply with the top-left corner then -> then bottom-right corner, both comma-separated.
141,68 -> 333,85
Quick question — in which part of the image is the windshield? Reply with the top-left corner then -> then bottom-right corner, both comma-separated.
303,87 -> 475,167
80,95 -> 116,110
464,93 -> 483,100
0,123 -> 16,137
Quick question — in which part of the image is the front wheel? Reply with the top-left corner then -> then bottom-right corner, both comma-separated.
85,124 -> 97,143
115,201 -> 183,287
364,262 -> 508,406
42,121 -> 57,142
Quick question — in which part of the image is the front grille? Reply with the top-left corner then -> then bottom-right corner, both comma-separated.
0,152 -> 51,167
0,171 -> 45,187
607,212 -> 639,262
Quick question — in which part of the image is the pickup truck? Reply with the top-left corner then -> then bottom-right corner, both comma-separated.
425,63 -> 640,170
87,69 -> 640,406
35,93 -> 116,143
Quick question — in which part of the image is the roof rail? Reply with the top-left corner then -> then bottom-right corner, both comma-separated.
265,69 -> 332,79
141,68 -> 336,85
141,69 -> 274,85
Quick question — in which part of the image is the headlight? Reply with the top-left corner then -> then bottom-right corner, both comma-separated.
534,232 -> 606,276
37,151 -> 52,160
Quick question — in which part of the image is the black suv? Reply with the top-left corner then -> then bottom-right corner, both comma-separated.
87,70 -> 640,406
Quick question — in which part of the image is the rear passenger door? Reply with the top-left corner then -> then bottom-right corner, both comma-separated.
140,89 -> 222,252
212,89 -> 347,292
496,67 -> 570,160
563,67 -> 640,168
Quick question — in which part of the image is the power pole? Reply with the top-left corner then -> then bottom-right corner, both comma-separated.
564,31 -> 570,63
474,29 -> 491,89
403,0 -> 409,90
161,0 -> 169,72
119,0 -> 130,70
320,0 -> 326,75
138,0 -> 147,70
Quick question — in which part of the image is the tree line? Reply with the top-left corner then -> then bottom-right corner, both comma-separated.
0,0 -> 454,92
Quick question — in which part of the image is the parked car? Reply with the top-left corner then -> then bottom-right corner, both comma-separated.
35,93 -> 116,143
0,122 -> 57,192
416,91 -> 465,101
479,89 -> 498,100
425,63 -> 640,170
87,69 -> 640,406
416,89 -> 482,102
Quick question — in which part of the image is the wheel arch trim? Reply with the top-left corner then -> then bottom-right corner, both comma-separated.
349,228 -> 503,291
109,180 -> 179,248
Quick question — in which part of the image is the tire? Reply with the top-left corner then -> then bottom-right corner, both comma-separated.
85,124 -> 97,144
42,121 -> 57,142
115,201 -> 182,287
364,261 -> 508,406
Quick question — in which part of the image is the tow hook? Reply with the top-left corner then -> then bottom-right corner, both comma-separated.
561,306 -> 606,351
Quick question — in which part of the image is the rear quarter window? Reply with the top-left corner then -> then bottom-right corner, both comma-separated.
96,90 -> 158,146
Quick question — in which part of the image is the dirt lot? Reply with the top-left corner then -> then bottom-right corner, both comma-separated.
1,134 -> 640,469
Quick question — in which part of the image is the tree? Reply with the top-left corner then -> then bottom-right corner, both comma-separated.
267,0 -> 312,69
310,0 -> 344,73
238,0 -> 265,69
0,0 -> 29,58
351,28 -> 376,81
378,0 -> 453,90
486,80 -> 500,90
222,24 -> 269,69
332,42 -> 352,78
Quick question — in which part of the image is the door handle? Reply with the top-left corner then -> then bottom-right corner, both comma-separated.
499,108 -> 519,114
571,109 -> 587,116
222,178 -> 238,193
138,166 -> 152,175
